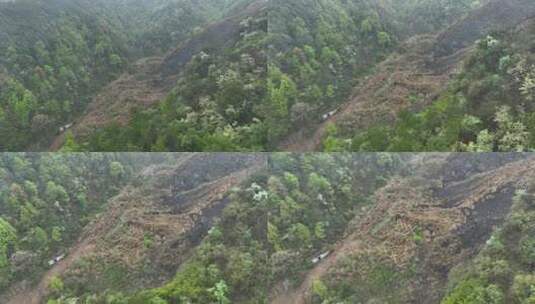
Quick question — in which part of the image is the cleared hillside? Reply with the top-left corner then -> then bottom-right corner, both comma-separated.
3,153 -> 266,304
269,154 -> 535,303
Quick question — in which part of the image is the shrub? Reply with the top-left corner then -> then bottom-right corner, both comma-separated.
442,279 -> 504,304
512,274 -> 535,303
519,235 -> 535,266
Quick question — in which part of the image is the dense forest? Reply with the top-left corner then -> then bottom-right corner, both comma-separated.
304,0 -> 535,152
270,0 -> 480,148
76,0 -> 482,152
79,1 -> 268,152
0,0 -> 129,150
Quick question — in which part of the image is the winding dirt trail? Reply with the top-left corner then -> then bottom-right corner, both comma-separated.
7,239 -> 96,304
278,42 -> 454,152
271,240 -> 361,304
277,104 -> 347,152
5,156 -> 266,304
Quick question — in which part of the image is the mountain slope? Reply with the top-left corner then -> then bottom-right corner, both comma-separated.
5,154 -> 534,303
0,0 -> 258,151
4,153 -> 266,304
321,0 -> 535,152
0,153 -> 171,302
0,0 -> 131,150
53,0 -> 268,152
270,154 -> 535,303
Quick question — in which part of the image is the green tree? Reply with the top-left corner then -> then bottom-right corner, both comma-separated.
288,223 -> 312,249
49,276 -> 64,293
312,279 -> 328,300
494,106 -> 529,152
109,161 -> 125,179
268,222 -> 282,251
30,227 -> 49,251
377,32 -> 392,47
512,274 -> 535,303
314,222 -> 326,240
0,217 -> 17,268
265,66 -> 297,144
283,172 -> 299,190
51,226 -> 63,243
60,131 -> 83,152
442,279 -> 504,304
45,181 -> 69,204
209,280 -> 230,304
307,172 -> 333,197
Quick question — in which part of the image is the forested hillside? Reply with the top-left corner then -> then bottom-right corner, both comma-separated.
77,0 -> 268,152
0,0 -> 129,150
312,0 -> 535,152
0,153 -> 170,301
4,153 -> 534,304
1,0 -> 535,151
271,0 -> 480,149
0,0 -> 255,151
54,0 -> 484,152
325,7 -> 535,152
0,153 -> 407,303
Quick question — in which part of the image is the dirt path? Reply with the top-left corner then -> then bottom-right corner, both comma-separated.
278,48 -> 453,152
5,157 -> 265,304
271,240 -> 361,304
6,239 -> 95,304
278,103 -> 348,152
49,56 -> 174,151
